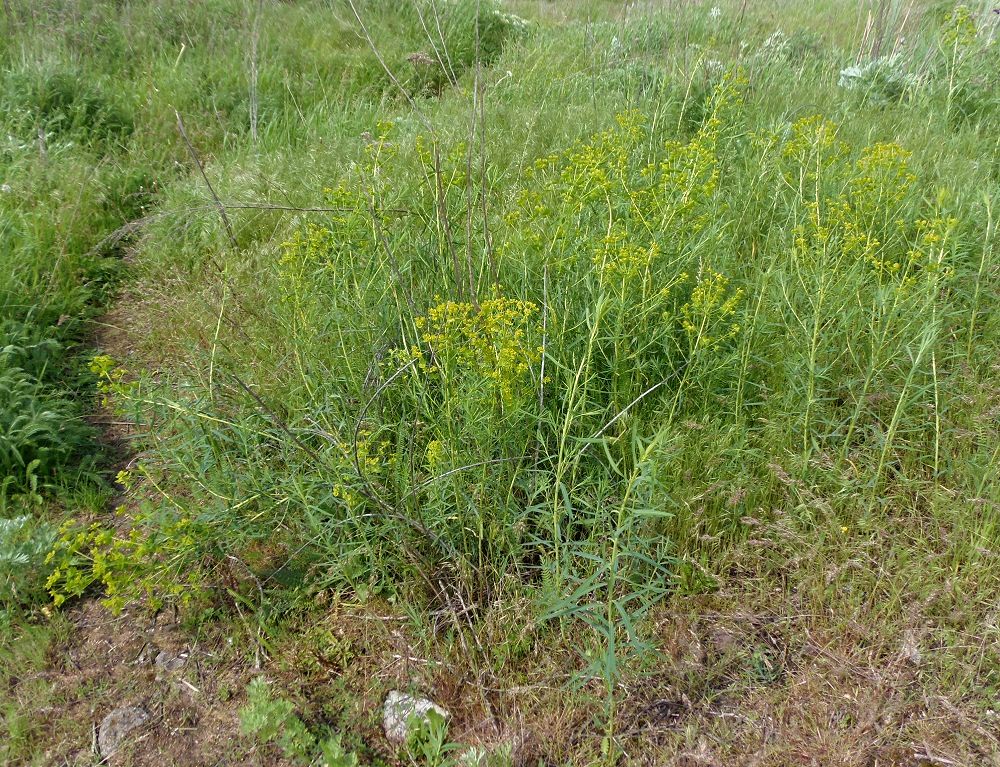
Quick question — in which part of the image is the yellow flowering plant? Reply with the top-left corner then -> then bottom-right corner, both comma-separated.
415,295 -> 543,409
680,267 -> 743,352
45,510 -> 205,614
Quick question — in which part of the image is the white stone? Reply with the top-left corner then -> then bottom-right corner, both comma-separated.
98,706 -> 150,756
154,649 -> 189,679
382,691 -> 450,743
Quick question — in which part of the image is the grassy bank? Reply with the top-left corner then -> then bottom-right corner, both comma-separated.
3,0 -> 1000,765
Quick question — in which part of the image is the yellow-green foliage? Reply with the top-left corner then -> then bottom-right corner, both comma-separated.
416,296 -> 542,408
505,73 -> 742,282
89,354 -> 137,411
45,507 -> 203,614
680,267 -> 743,351
28,4 -> 998,669
941,4 -> 978,50
776,114 -> 956,289
6,3 -> 999,761
330,430 -> 396,510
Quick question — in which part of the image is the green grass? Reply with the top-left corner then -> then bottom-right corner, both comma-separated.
2,0 -> 1000,764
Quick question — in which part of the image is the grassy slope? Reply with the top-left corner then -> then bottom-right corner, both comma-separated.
3,0 -> 1000,765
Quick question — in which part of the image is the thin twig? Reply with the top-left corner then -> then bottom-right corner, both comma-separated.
248,0 -> 264,143
414,0 -> 454,85
429,0 -> 459,86
85,200 -> 420,258
346,0 -> 433,133
227,372 -> 323,465
175,109 -> 238,249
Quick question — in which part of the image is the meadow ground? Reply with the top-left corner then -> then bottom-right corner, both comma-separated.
2,1 -> 999,765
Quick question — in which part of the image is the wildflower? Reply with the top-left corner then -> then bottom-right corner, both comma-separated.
680,268 -> 743,351
709,6 -> 722,20
942,5 -> 977,48
760,29 -> 789,59
416,296 -> 542,406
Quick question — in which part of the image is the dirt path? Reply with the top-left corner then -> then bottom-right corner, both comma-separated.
28,300 -> 289,766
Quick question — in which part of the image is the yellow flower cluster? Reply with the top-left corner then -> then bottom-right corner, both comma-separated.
89,354 -> 136,412
277,223 -> 340,336
333,429 -> 394,508
279,223 -> 335,271
680,268 -> 743,350
941,5 -> 977,49
647,123 -> 720,232
416,296 -> 542,406
850,142 -> 915,218
424,438 -> 451,473
557,111 -> 644,209
781,115 -> 851,190
840,143 -> 915,278
594,223 -> 662,282
905,215 -> 958,281
778,115 -> 952,286
364,119 -> 399,170
46,513 -> 202,613
502,69 -> 747,286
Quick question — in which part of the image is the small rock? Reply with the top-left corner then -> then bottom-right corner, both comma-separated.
154,649 -> 189,679
131,642 -> 154,666
709,626 -> 740,655
98,706 -> 150,757
382,691 -> 449,743
0,184 -> 12,194
900,629 -> 922,665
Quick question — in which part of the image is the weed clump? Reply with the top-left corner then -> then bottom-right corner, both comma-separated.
239,677 -> 360,766
0,325 -> 93,493
6,1 -> 999,761
2,70 -> 133,146
416,296 -> 542,408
